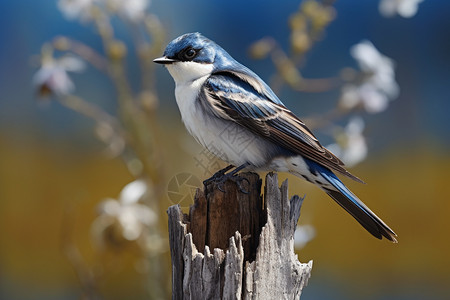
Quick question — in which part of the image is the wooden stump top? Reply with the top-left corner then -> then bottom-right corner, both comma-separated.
167,172 -> 312,299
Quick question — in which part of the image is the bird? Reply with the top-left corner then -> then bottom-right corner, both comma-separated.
154,32 -> 397,243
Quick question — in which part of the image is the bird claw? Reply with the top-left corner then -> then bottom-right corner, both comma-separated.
203,165 -> 234,186
203,164 -> 250,194
236,177 -> 250,194
216,174 -> 250,194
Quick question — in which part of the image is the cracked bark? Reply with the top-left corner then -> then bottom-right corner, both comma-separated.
167,172 -> 313,300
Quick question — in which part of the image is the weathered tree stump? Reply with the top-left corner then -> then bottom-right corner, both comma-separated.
167,172 -> 313,299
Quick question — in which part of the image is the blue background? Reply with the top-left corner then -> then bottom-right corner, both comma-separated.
1,0 -> 449,299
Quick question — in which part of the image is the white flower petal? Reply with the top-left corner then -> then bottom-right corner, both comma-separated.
134,204 -> 157,225
342,117 -> 368,166
402,0 -> 424,17
118,207 -> 141,240
343,138 -> 367,167
98,198 -> 121,215
347,40 -> 399,113
119,179 -> 147,204
58,0 -> 95,20
93,179 -> 157,243
122,225 -> 141,240
108,0 -> 149,22
379,0 -> 398,17
359,84 -> 390,113
379,0 -> 424,18
340,84 -> 361,110
59,56 -> 86,72
351,40 -> 395,75
32,65 -> 55,86
294,225 -> 315,249
32,55 -> 87,97
351,40 -> 379,71
346,116 -> 365,135
33,65 -> 75,96
327,117 -> 368,167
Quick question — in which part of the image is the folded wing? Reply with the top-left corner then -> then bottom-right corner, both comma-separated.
200,70 -> 363,183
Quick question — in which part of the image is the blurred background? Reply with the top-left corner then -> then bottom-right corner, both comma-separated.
1,0 -> 450,299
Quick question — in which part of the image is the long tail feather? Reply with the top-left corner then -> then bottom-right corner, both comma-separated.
306,160 -> 398,242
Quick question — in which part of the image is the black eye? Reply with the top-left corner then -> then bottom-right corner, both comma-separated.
182,48 -> 197,60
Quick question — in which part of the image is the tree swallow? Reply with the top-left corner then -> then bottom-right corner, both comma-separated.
154,32 -> 397,242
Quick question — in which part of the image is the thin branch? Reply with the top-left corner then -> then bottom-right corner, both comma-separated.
267,41 -> 342,93
52,36 -> 109,73
259,0 -> 338,94
57,94 -> 128,158
57,94 -> 123,131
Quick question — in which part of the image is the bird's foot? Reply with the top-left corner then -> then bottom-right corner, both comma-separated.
203,163 -> 250,194
203,164 -> 234,185
216,173 -> 250,194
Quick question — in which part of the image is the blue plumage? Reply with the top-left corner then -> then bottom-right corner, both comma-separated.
154,32 -> 397,242
305,159 -> 396,241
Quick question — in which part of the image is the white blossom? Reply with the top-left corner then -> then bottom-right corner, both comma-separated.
351,40 -> 399,98
107,0 -> 150,22
294,225 -> 315,249
379,0 -> 424,18
94,180 -> 157,242
58,0 -> 96,21
340,83 -> 390,114
98,198 -> 156,240
119,178 -> 148,204
327,117 -> 368,167
33,55 -> 85,97
340,40 -> 399,113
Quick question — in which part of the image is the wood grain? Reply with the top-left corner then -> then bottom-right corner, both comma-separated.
167,172 -> 312,299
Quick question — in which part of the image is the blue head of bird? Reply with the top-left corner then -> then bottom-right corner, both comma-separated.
153,32 -> 237,84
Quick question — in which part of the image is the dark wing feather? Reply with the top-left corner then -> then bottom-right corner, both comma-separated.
203,70 -> 363,183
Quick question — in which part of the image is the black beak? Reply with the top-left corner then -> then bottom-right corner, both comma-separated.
153,56 -> 178,65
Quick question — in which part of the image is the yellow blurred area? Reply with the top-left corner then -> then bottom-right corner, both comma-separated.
0,133 -> 144,298
0,130 -> 449,298
294,145 -> 450,295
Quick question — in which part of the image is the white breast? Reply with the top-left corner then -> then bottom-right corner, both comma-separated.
166,61 -> 215,149
166,61 -> 277,168
174,75 -> 212,148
